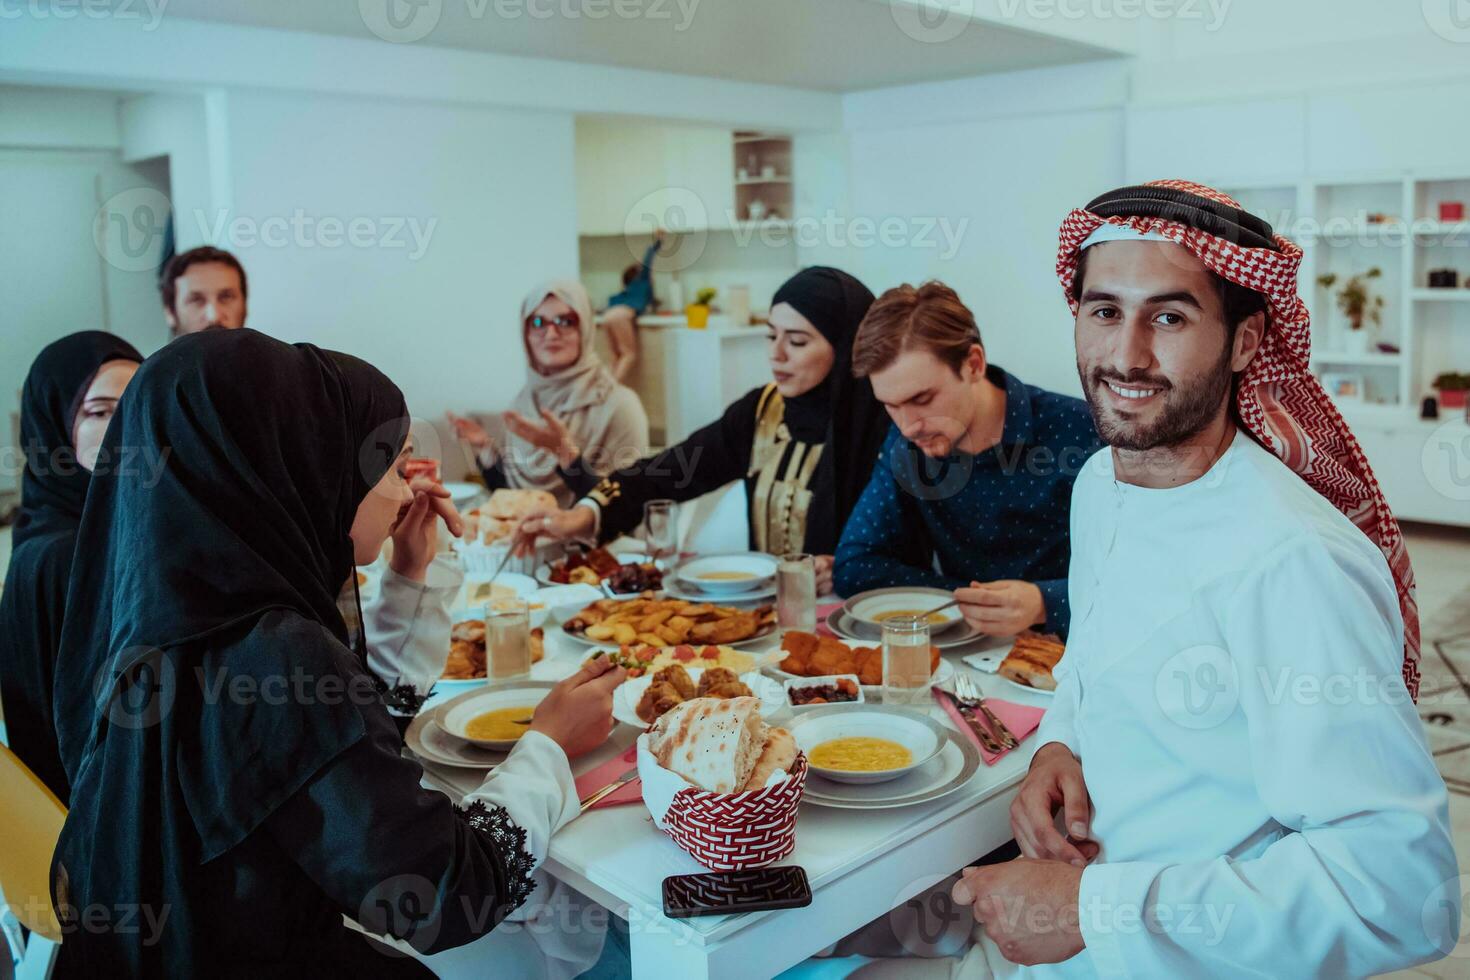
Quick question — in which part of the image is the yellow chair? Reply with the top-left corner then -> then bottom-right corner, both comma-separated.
0,743 -> 65,978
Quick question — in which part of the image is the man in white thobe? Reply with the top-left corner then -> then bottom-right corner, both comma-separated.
945,181 -> 1461,979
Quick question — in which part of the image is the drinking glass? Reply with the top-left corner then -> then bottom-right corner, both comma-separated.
882,617 -> 932,705
486,598 -> 531,681
643,499 -> 678,565
777,553 -> 817,635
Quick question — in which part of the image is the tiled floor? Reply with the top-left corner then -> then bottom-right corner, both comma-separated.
1380,523 -> 1470,980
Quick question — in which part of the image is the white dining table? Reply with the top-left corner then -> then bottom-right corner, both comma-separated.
415,605 -> 1052,980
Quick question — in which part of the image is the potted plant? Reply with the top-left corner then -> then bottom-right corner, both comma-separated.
1317,268 -> 1384,354
1432,371 -> 1470,411
685,287 -> 717,330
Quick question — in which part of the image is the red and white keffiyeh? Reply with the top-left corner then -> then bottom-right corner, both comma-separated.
1056,179 -> 1422,699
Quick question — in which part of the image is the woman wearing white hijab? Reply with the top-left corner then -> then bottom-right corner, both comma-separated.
448,280 -> 649,508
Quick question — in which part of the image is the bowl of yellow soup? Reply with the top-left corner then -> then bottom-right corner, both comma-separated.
674,553 -> 778,595
789,706 -> 947,784
437,681 -> 556,750
844,587 -> 964,634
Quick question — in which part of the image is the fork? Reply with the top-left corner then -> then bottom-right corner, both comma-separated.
941,686 -> 1001,754
955,674 -> 1019,750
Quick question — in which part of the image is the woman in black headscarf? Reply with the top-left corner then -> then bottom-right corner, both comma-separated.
0,331 -> 142,802
49,329 -> 622,976
512,266 -> 886,594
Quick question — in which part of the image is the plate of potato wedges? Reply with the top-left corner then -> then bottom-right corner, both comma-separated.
560,592 -> 778,648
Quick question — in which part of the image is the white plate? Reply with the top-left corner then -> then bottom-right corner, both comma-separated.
797,724 -> 982,809
406,715 -> 508,770
790,707 -> 948,784
844,587 -> 964,634
462,572 -> 540,607
960,652 -> 1057,698
612,668 -> 784,729
828,607 -> 983,651
535,552 -> 652,589
436,682 -> 555,750
673,553 -> 778,595
443,481 -> 485,508
760,645 -> 955,694
660,579 -> 777,604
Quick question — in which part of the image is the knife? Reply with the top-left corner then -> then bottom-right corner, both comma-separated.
579,768 -> 640,811
936,687 -> 1002,754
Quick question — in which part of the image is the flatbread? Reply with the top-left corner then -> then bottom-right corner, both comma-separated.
649,696 -> 765,794
741,727 -> 796,791
485,488 -> 558,522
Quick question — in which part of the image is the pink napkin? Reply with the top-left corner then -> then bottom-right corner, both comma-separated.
815,602 -> 844,637
573,744 -> 641,809
932,688 -> 1047,765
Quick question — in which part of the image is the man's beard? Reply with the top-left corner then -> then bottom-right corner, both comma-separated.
1079,342 -> 1234,452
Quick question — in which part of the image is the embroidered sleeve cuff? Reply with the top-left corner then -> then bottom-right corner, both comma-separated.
457,799 -> 537,918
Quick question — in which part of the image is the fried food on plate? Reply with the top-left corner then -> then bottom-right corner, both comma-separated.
653,664 -> 697,701
443,622 -> 543,680
998,632 -> 1065,691
777,631 -> 937,685
565,595 -> 774,647
587,643 -> 755,678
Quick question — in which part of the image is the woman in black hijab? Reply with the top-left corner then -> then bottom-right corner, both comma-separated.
49,329 -> 622,976
0,331 -> 142,802
513,266 -> 886,593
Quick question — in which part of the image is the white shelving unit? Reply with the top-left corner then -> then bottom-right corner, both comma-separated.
1220,173 -> 1470,527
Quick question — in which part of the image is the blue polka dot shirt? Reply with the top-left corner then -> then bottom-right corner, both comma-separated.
833,365 -> 1102,636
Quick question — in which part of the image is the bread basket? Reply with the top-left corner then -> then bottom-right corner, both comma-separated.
636,733 -> 807,871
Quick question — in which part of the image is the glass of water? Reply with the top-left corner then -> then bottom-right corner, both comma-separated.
486,598 -> 531,682
643,499 -> 678,566
777,552 -> 817,635
881,617 -> 932,705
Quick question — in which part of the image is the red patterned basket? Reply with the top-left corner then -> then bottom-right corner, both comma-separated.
650,752 -> 809,871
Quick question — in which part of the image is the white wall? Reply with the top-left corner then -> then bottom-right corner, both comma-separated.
215,90 -> 579,435
838,62 -> 1130,398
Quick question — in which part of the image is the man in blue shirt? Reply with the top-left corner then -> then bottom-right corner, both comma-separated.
834,281 -> 1101,636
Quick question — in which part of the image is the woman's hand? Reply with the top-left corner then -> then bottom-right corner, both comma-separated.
504,408 -> 578,468
1010,742 -> 1097,867
530,656 -> 626,759
511,505 -> 597,558
389,477 -> 465,582
446,411 -> 493,453
813,555 -> 835,597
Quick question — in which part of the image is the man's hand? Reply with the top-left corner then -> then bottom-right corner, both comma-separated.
504,409 -> 578,469
952,858 -> 1085,966
389,477 -> 465,582
529,656 -> 626,759
1011,742 -> 1097,866
511,505 -> 597,558
956,580 -> 1046,636
813,555 -> 835,597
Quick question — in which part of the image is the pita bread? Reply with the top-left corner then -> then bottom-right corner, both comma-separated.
485,488 -> 558,522
649,696 -> 765,794
741,727 -> 796,791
